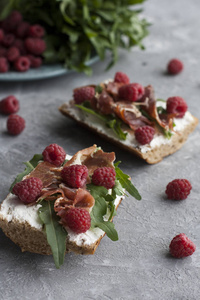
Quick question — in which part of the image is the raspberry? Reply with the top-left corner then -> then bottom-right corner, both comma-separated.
169,233 -> 196,258
92,167 -> 116,189
42,143 -> 66,166
165,179 -> 192,200
0,57 -> 9,73
132,83 -> 144,100
6,46 -> 20,62
28,25 -> 45,38
62,207 -> 91,234
166,96 -> 188,118
114,71 -> 130,84
73,86 -> 95,104
25,38 -> 46,55
2,11 -> 23,33
13,39 -> 26,55
7,114 -> 25,135
0,29 -> 4,42
2,34 -> 15,47
27,55 -> 42,68
0,46 -> 6,57
118,83 -> 140,102
13,177 -> 43,204
16,22 -> 30,38
135,126 -> 155,145
0,95 -> 19,114
167,58 -> 184,75
14,56 -> 31,72
61,165 -> 88,188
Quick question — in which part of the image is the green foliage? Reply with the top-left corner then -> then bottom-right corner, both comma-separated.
1,0 -> 149,74
9,154 -> 43,192
39,200 -> 67,269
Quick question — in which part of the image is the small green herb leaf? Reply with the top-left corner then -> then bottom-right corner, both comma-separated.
9,154 -> 43,192
106,119 -> 127,140
95,85 -> 103,94
39,200 -> 67,269
115,163 -> 141,200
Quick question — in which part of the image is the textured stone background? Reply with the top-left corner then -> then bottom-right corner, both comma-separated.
0,0 -> 200,299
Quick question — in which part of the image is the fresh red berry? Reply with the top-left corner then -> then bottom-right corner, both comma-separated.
14,56 -> 31,72
135,126 -> 155,145
114,71 -> 130,84
13,39 -> 26,55
6,46 -> 20,62
0,29 -> 4,42
92,167 -> 116,189
61,165 -> 88,188
132,83 -> 144,100
166,96 -> 188,118
169,233 -> 196,258
27,55 -> 42,68
7,114 -> 25,135
73,86 -> 95,104
28,25 -> 45,38
42,143 -> 66,166
15,22 -> 30,38
165,179 -> 192,200
2,11 -> 23,33
2,33 -> 15,47
0,46 -> 6,57
13,177 -> 43,204
0,57 -> 9,73
119,83 -> 139,102
62,207 -> 91,234
0,95 -> 19,114
167,58 -> 184,75
25,38 -> 46,55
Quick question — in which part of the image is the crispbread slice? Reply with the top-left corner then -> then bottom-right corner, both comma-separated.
59,101 -> 198,164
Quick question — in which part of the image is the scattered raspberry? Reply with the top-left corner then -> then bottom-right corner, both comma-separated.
15,21 -> 30,38
0,29 -> 4,42
6,46 -> 20,62
135,126 -> 155,145
13,177 -> 43,204
167,58 -> 184,75
0,95 -> 19,114
165,179 -> 192,200
166,96 -> 188,118
27,55 -> 42,68
25,38 -> 46,55
62,207 -> 91,234
132,83 -> 144,100
0,57 -> 9,73
42,143 -> 66,166
114,71 -> 130,84
118,83 -> 139,102
14,56 -> 31,72
2,11 -> 22,32
28,25 -> 45,38
61,165 -> 88,188
0,46 -> 6,57
7,114 -> 25,135
169,233 -> 196,258
2,33 -> 15,47
73,86 -> 95,104
92,167 -> 116,189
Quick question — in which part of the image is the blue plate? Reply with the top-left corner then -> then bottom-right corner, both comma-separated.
0,55 -> 99,81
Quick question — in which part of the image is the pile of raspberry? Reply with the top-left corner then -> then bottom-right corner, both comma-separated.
0,10 -> 46,73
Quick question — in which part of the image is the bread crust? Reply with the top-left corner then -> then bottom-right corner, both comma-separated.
0,197 -> 123,256
59,102 -> 198,164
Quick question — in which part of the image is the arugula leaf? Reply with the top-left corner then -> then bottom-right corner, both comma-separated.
9,154 -> 43,192
0,0 -> 149,74
115,163 -> 141,200
39,200 -> 67,269
75,103 -> 127,140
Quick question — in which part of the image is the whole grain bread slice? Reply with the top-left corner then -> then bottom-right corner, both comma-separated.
59,102 -> 198,164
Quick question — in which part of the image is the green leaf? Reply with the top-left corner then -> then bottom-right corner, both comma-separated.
115,163 -> 141,200
9,154 -> 43,192
106,119 -> 127,141
39,200 -> 67,269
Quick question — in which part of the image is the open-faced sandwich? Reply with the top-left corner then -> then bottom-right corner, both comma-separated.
0,144 -> 141,268
59,72 -> 198,164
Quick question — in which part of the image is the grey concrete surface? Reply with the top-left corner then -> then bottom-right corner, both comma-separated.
0,0 -> 200,299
